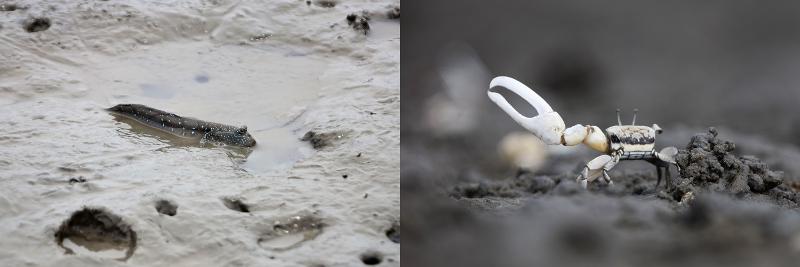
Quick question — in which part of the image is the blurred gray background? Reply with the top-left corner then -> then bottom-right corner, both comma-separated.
403,0 -> 800,143
402,1 -> 800,266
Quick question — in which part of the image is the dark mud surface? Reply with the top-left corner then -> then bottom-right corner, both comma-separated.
404,129 -> 800,267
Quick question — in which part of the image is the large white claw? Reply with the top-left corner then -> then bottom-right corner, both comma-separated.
488,76 -> 566,145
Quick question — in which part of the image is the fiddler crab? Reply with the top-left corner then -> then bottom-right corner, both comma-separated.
487,76 -> 680,189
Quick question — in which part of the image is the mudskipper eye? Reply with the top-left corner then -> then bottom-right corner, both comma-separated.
236,126 -> 247,135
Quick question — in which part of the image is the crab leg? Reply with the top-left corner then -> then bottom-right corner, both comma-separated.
576,154 -> 620,188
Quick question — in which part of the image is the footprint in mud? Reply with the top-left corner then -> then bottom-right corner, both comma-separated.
301,131 -> 343,149
222,197 -> 250,213
54,207 -> 137,261
360,251 -> 383,265
385,221 -> 399,244
257,214 -> 325,250
155,199 -> 178,216
23,17 -> 51,33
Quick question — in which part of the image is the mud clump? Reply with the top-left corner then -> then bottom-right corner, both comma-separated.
386,6 -> 400,19
222,197 -> 250,213
346,13 -> 370,35
24,17 -> 51,33
54,207 -> 137,261
155,200 -> 178,216
258,214 -> 325,250
301,131 -> 342,149
675,128 -> 783,195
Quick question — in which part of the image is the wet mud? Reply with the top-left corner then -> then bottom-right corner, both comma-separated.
258,214 -> 325,250
301,130 -> 343,149
221,197 -> 250,213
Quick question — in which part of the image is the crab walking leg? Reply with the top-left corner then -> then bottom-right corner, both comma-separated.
602,153 -> 620,185
577,154 -> 619,188
655,166 -> 664,188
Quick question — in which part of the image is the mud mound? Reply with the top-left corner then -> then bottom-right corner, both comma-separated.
675,128 -> 783,195
54,207 -> 137,261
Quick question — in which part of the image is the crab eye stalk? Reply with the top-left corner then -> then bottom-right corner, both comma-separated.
653,124 -> 663,134
632,108 -> 638,126
616,108 -> 622,126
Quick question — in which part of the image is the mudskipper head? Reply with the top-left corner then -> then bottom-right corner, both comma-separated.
205,125 -> 257,147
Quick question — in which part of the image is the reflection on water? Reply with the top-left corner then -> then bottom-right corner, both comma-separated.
110,112 -> 310,174
62,236 -> 128,259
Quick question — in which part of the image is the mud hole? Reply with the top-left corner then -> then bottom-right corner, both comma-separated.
155,199 -> 178,216
258,214 -> 324,250
54,207 -> 137,261
23,17 -> 50,33
360,251 -> 383,265
221,197 -> 250,213
346,13 -> 370,35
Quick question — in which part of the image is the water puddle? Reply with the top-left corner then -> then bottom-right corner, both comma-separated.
258,215 -> 324,250
62,236 -> 129,259
79,41 -> 333,174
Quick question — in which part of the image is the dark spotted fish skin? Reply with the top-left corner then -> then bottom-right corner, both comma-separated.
107,104 -> 256,147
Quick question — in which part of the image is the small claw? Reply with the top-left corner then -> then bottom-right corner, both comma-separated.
488,76 -> 566,145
